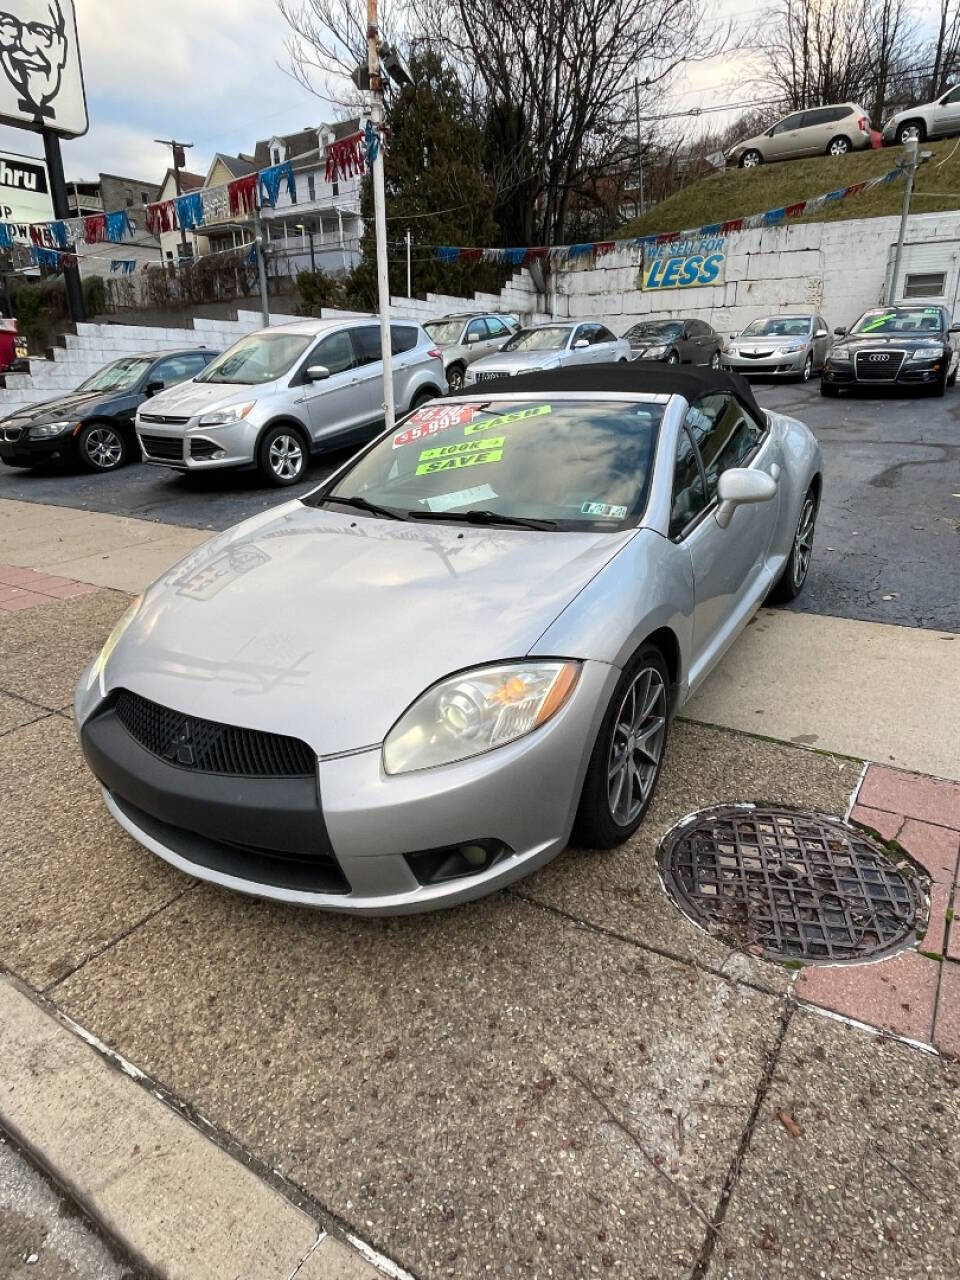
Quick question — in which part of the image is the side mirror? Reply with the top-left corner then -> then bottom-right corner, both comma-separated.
145,378 -> 164,396
466,332 -> 480,344
715,468 -> 777,529
574,338 -> 590,349
815,329 -> 829,338
305,365 -> 330,381
833,327 -> 846,337
728,331 -> 739,339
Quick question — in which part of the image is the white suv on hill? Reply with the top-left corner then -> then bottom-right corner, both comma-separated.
883,86 -> 960,145
136,318 -> 445,486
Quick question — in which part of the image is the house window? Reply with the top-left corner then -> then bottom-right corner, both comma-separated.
273,147 -> 281,165
332,180 -> 339,197
141,192 -> 149,203
125,196 -> 133,207
308,174 -> 316,201
902,271 -> 947,299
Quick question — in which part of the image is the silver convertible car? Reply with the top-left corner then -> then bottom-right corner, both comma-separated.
76,365 -> 822,915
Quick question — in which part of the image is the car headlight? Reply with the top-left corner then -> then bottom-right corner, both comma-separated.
829,346 -> 850,360
383,661 -> 581,775
775,344 -> 806,354
198,402 -> 256,426
27,420 -> 73,437
642,345 -> 667,358
91,595 -> 142,680
908,346 -> 943,361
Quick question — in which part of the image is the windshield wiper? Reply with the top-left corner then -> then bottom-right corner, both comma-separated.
318,494 -> 409,521
408,508 -> 556,530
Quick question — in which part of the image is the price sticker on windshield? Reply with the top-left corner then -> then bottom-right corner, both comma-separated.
418,435 -> 504,462
464,404 -> 552,434
416,447 -> 503,475
392,404 -> 480,448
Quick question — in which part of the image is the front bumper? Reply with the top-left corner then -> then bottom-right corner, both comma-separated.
822,358 -> 946,389
136,418 -> 257,471
77,659 -> 617,914
0,426 -> 75,466
723,350 -> 807,376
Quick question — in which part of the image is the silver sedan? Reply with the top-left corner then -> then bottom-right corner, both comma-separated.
464,321 -> 631,384
76,365 -> 822,915
723,314 -> 832,381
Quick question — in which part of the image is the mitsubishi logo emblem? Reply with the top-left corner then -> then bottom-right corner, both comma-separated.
163,721 -> 196,766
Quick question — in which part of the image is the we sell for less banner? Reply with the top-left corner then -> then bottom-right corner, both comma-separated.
641,236 -> 725,291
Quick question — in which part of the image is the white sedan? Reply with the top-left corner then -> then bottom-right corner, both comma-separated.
465,322 -> 631,384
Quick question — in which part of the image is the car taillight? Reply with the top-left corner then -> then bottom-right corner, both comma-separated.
428,347 -> 442,359
858,116 -> 868,132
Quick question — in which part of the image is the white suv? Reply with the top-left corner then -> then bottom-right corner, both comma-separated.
884,86 -> 960,145
136,318 -> 445,486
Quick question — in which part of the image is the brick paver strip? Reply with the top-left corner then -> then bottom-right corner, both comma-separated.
898,819 -> 960,884
858,764 -> 960,830
923,881 -> 951,957
0,563 -> 97,612
934,961 -> 960,1057
797,949 -> 939,1043
850,803 -> 903,843
949,890 -> 960,962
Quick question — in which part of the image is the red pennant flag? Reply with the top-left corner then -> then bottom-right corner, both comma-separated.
459,247 -> 483,262
721,218 -> 743,235
593,241 -> 616,255
784,202 -> 806,218
228,175 -> 258,217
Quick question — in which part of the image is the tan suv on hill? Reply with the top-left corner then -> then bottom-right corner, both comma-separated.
727,103 -> 873,167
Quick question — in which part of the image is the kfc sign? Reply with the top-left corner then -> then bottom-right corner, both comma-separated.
0,1 -> 87,137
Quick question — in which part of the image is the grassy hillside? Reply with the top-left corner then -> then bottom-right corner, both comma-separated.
618,139 -> 960,238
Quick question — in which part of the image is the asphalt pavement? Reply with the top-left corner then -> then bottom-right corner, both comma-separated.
1,379 -> 957,632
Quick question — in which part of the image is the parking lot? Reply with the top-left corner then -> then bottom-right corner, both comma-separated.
2,372 -> 960,1280
2,379 -> 958,632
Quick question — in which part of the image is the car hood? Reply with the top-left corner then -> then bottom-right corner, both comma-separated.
470,350 -> 565,374
103,501 -> 635,755
732,336 -> 809,351
139,378 -> 265,418
841,333 -> 946,352
1,389 -> 108,425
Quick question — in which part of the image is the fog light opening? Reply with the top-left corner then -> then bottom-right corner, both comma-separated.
405,840 -> 511,886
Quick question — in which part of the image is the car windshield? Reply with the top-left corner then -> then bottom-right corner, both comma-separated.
308,398 -> 663,529
78,357 -> 153,393
195,332 -> 315,385
424,319 -> 466,345
850,308 -> 943,336
740,317 -> 812,337
626,322 -> 683,340
502,327 -> 572,352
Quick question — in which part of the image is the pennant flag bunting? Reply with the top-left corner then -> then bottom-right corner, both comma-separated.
325,132 -> 365,183
106,210 -> 135,242
228,174 -> 258,217
363,119 -> 380,169
174,192 -> 203,230
258,161 -> 296,208
110,259 -> 136,274
145,201 -> 176,236
200,185 -> 229,224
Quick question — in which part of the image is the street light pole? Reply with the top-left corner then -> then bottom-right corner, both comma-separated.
406,226 -> 411,297
888,138 -> 918,305
367,0 -> 395,431
253,197 -> 270,328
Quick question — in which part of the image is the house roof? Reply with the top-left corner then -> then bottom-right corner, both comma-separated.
250,119 -> 362,169
207,153 -> 257,183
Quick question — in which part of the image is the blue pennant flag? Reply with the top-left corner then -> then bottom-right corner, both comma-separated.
259,162 -> 296,208
49,220 -> 69,248
0,223 -> 13,249
106,210 -> 135,242
174,192 -> 203,231
435,246 -> 460,262
763,207 -> 786,226
31,246 -> 60,269
364,119 -> 380,169
503,247 -> 526,266
567,243 -> 594,259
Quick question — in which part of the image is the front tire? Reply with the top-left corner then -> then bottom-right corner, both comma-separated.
574,645 -> 670,849
446,364 -> 465,393
769,487 -> 817,603
740,149 -> 763,168
801,353 -> 813,382
666,350 -> 680,365
896,120 -> 925,145
827,136 -> 851,156
77,422 -> 127,472
257,425 -> 308,486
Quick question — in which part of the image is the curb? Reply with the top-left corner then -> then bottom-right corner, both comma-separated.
0,974 -> 393,1280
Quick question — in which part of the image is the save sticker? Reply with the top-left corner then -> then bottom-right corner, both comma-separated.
463,404 -> 552,435
419,435 -> 504,461
581,501 -> 628,518
416,448 -> 503,475
392,403 -> 480,448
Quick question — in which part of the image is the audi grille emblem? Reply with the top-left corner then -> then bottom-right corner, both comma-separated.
868,353 -> 889,362
163,721 -> 196,767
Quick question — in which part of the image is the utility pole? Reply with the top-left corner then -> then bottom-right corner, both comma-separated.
42,131 -> 86,322
155,138 -> 193,260
633,77 -> 643,215
253,197 -> 270,328
888,138 -> 919,304
406,227 -> 411,297
367,0 -> 395,430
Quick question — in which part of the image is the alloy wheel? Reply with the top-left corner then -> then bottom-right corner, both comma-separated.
792,496 -> 816,590
667,351 -> 680,365
898,124 -> 922,144
84,427 -> 123,469
829,138 -> 850,155
607,666 -> 667,826
742,151 -> 761,168
447,367 -> 464,392
710,351 -> 721,369
268,433 -> 304,481
802,354 -> 813,382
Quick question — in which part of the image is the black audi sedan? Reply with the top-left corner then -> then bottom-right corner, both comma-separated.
0,348 -> 219,473
821,305 -> 959,397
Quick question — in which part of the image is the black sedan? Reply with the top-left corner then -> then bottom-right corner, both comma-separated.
822,305 -> 959,397
622,317 -> 724,368
0,348 -> 219,472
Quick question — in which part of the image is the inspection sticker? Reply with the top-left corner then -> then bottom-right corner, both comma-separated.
463,404 -> 552,435
393,404 -> 480,448
581,501 -> 628,518
416,448 -> 503,476
419,435 -> 505,462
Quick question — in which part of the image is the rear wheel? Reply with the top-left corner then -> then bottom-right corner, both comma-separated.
77,422 -> 127,472
574,645 -> 670,849
769,487 -> 817,603
740,149 -> 762,168
446,363 -> 465,393
257,425 -> 307,486
666,350 -> 680,365
409,387 -> 436,412
896,120 -> 925,145
827,136 -> 851,156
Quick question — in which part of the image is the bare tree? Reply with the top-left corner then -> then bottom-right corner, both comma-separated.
927,0 -> 960,98
760,0 -> 873,111
865,0 -> 918,125
277,0 -> 409,107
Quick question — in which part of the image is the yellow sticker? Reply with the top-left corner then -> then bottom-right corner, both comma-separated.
416,448 -> 503,475
464,404 -> 552,435
418,435 -> 505,461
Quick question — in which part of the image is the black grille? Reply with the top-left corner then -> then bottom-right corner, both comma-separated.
140,413 -> 191,425
855,350 -> 904,381
190,437 -> 220,459
114,689 -> 315,777
2,426 -> 23,441
139,432 -> 184,461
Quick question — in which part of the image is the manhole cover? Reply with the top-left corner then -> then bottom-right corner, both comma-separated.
659,806 -> 924,965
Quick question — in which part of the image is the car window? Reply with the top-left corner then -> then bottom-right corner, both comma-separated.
771,112 -> 804,135
391,325 -> 419,354
312,330 -> 358,376
350,327 -> 382,367
466,319 -> 487,341
850,307 -> 945,336
942,87 -> 960,105
151,352 -> 210,385
77,357 -> 154,393
423,319 -> 464,345
669,425 -> 707,538
572,325 -> 592,346
800,108 -> 831,128
485,317 -> 510,338
685,394 -> 767,501
688,320 -> 707,337
592,325 -> 616,344
197,332 -> 314,385
501,327 -> 571,352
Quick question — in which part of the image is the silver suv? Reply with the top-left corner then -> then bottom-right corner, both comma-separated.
727,102 -> 872,167
136,318 -> 445,486
423,313 -> 519,392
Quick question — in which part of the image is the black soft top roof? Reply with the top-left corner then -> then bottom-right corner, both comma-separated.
443,361 -> 764,419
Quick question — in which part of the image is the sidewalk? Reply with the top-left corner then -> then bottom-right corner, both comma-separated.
2,495 -> 960,1279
